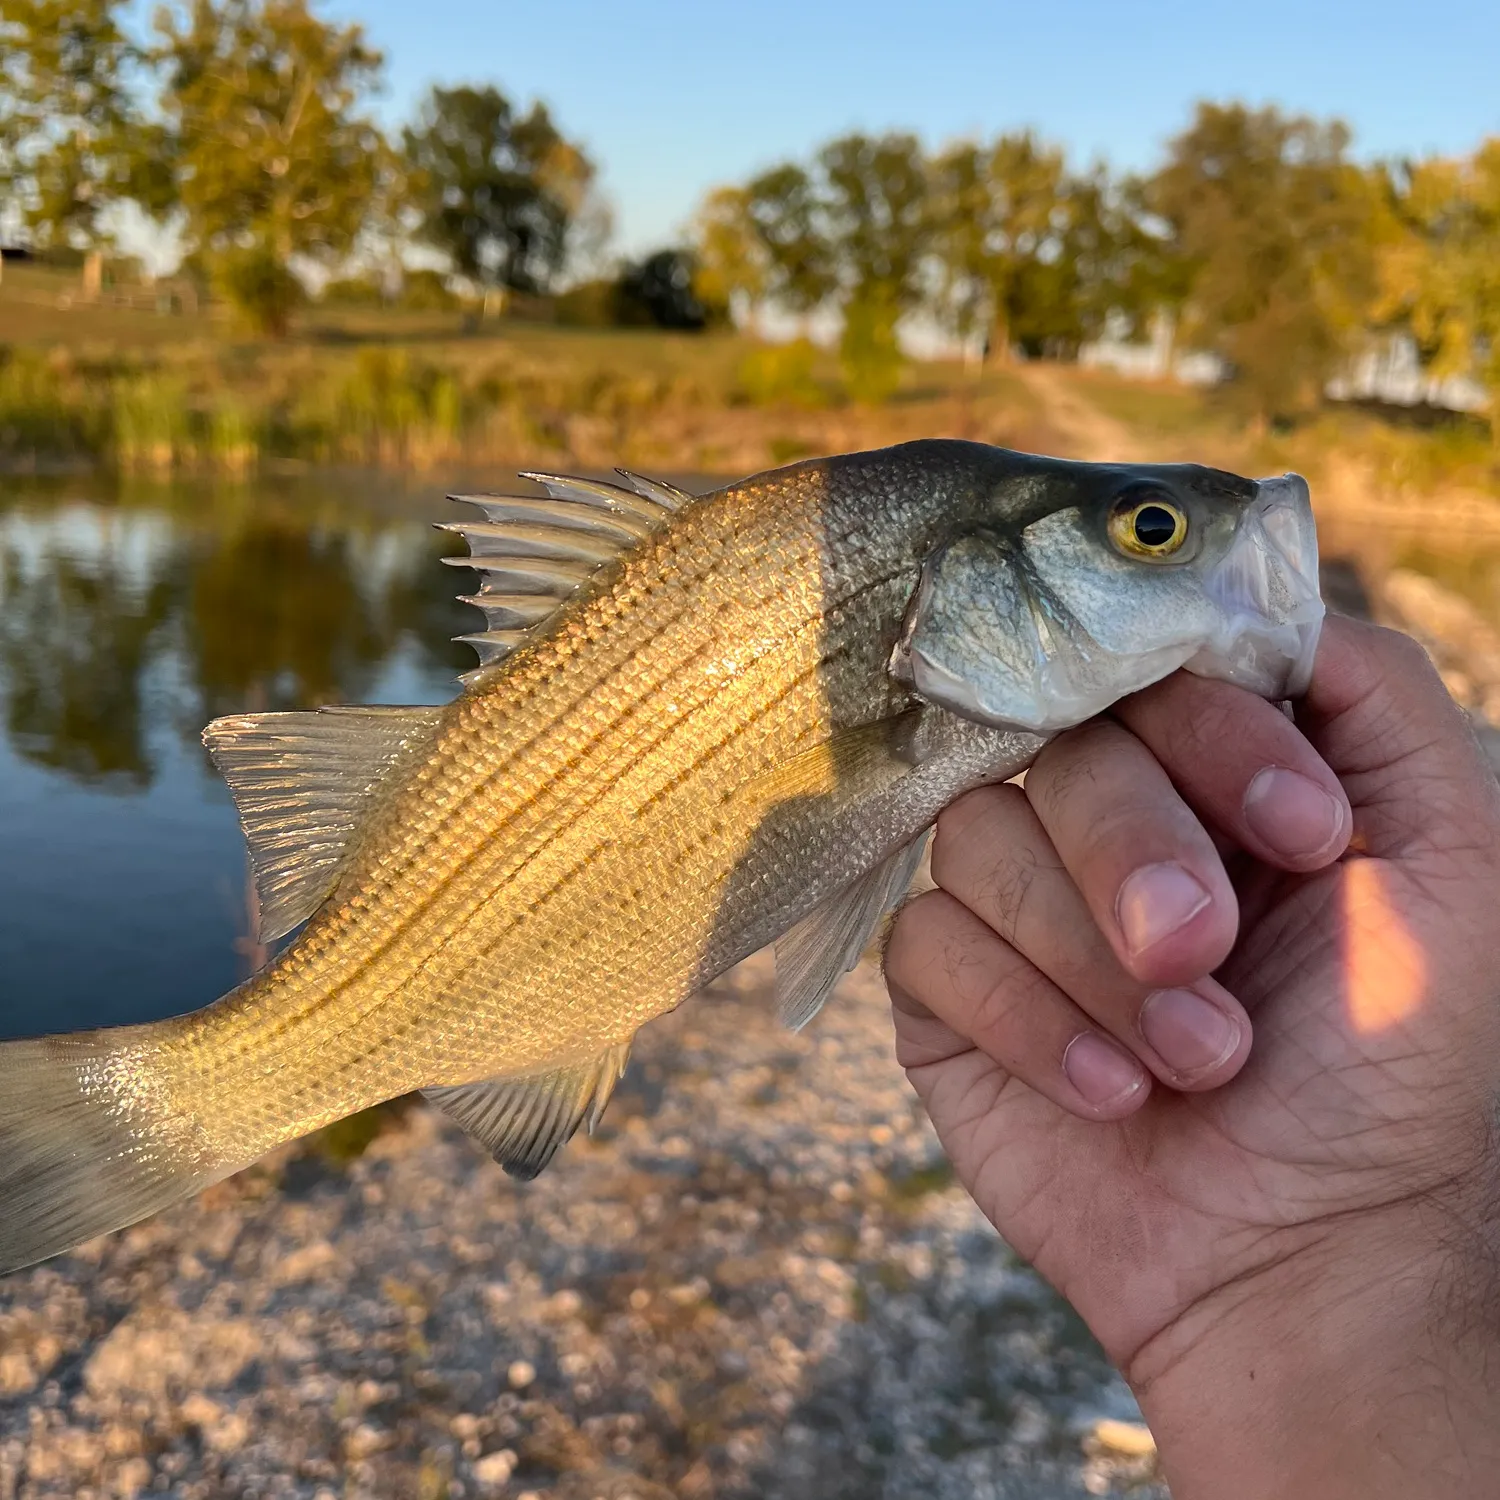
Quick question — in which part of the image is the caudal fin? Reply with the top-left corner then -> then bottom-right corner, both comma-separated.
0,1029 -> 227,1277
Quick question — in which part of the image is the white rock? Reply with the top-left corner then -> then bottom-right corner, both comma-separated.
472,1448 -> 517,1487
1090,1417 -> 1157,1458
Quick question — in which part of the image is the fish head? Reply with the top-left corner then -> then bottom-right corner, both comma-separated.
890,461 -> 1323,735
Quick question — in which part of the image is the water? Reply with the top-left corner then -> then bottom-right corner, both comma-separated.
0,472 -> 475,1039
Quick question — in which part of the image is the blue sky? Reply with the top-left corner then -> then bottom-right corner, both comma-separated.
129,0 -> 1500,257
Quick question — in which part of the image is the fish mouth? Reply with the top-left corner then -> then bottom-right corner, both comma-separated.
1182,473 -> 1324,700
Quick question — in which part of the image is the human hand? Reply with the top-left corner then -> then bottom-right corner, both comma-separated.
884,615 -> 1500,1498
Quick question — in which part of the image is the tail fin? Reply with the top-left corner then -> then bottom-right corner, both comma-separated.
0,1029 -> 227,1277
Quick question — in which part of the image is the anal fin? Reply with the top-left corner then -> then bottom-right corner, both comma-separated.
423,1042 -> 633,1180
775,830 -> 930,1030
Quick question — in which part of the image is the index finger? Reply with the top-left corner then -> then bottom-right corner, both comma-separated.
1113,664 -> 1352,872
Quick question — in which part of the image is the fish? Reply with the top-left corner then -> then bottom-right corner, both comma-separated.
0,439 -> 1323,1276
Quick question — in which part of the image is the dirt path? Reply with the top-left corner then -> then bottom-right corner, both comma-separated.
1013,363 -> 1149,462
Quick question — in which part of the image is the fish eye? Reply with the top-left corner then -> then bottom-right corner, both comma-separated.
1108,492 -> 1189,560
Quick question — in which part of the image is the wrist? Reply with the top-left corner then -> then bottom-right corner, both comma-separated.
1129,1208 -> 1500,1499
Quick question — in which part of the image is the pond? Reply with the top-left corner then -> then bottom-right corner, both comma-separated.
0,471 -> 480,1039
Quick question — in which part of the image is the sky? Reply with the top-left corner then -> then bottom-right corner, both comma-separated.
122,0 -> 1500,259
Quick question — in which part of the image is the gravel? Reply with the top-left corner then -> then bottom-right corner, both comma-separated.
0,951 -> 1161,1500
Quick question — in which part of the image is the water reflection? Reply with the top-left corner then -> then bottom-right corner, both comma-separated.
0,474 -> 471,1038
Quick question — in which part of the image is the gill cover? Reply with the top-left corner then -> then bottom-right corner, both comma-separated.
891,473 -> 1324,735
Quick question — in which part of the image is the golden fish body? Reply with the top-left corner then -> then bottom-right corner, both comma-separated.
0,440 -> 1325,1273
152,451 -> 938,1155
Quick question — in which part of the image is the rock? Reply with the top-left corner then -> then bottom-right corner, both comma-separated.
0,1356 -> 35,1398
344,1424 -> 388,1461
272,1239 -> 341,1285
178,1394 -> 224,1430
507,1360 -> 537,1390
1088,1418 -> 1157,1459
85,1310 -> 261,1402
472,1448 -> 518,1487
114,1455 -> 152,1498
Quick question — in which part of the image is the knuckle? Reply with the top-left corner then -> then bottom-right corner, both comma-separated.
934,784 -> 1004,859
967,960 -> 1052,1046
972,845 -> 1047,945
933,783 -> 1025,884
1028,725 -> 1115,816
1128,673 -> 1255,767
882,889 -> 950,985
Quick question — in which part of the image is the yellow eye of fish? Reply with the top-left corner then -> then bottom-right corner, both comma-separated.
1109,496 -> 1188,559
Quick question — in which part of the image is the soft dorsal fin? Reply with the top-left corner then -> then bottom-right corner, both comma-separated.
203,704 -> 445,943
775,831 -> 930,1030
441,471 -> 691,684
424,1041 -> 633,1179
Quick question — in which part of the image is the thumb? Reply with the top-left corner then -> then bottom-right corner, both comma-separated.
1297,615 -> 1500,862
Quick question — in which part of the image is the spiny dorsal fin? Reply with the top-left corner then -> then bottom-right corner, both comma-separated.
423,1041 -> 633,1180
203,704 -> 445,943
615,469 -> 693,510
442,471 -> 691,684
775,831 -> 930,1030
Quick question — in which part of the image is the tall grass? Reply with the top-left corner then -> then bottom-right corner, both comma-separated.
2,335 -> 1495,492
0,341 -> 720,473
0,347 -> 110,460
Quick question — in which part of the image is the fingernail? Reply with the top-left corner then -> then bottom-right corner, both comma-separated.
1140,988 -> 1240,1077
1115,863 -> 1210,957
1243,767 -> 1345,860
1063,1033 -> 1147,1109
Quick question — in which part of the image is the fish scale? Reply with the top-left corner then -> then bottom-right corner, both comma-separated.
0,440 -> 1325,1275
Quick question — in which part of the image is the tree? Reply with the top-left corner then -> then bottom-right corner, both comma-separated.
739,162 -> 838,321
616,249 -> 711,330
928,133 -> 1163,362
929,132 -> 1065,359
1379,142 -> 1500,440
1148,102 -> 1380,423
152,0 -> 387,335
402,84 -> 597,303
815,132 -> 929,395
691,185 -> 766,330
0,0 -> 161,291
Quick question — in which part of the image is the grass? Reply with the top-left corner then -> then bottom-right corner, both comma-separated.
0,260 -> 1062,476
4,259 -> 1495,495
1074,363 -> 1500,497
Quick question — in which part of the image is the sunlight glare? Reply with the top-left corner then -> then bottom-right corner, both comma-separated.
1340,859 -> 1427,1034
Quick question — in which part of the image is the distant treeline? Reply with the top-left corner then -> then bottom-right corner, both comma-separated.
1,0 -> 1497,427
696,119 -> 1500,425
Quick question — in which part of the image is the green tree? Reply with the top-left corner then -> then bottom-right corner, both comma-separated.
152,0 -> 387,336
739,162 -> 838,321
1148,102 -> 1380,424
0,0 -> 162,291
929,132 -> 1066,359
1378,142 -> 1500,440
816,132 -> 929,396
402,84 -> 597,305
928,133 -> 1163,362
691,185 -> 767,331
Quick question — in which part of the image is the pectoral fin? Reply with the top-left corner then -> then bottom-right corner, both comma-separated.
775,831 -> 930,1030
423,1042 -> 633,1180
738,711 -> 924,810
